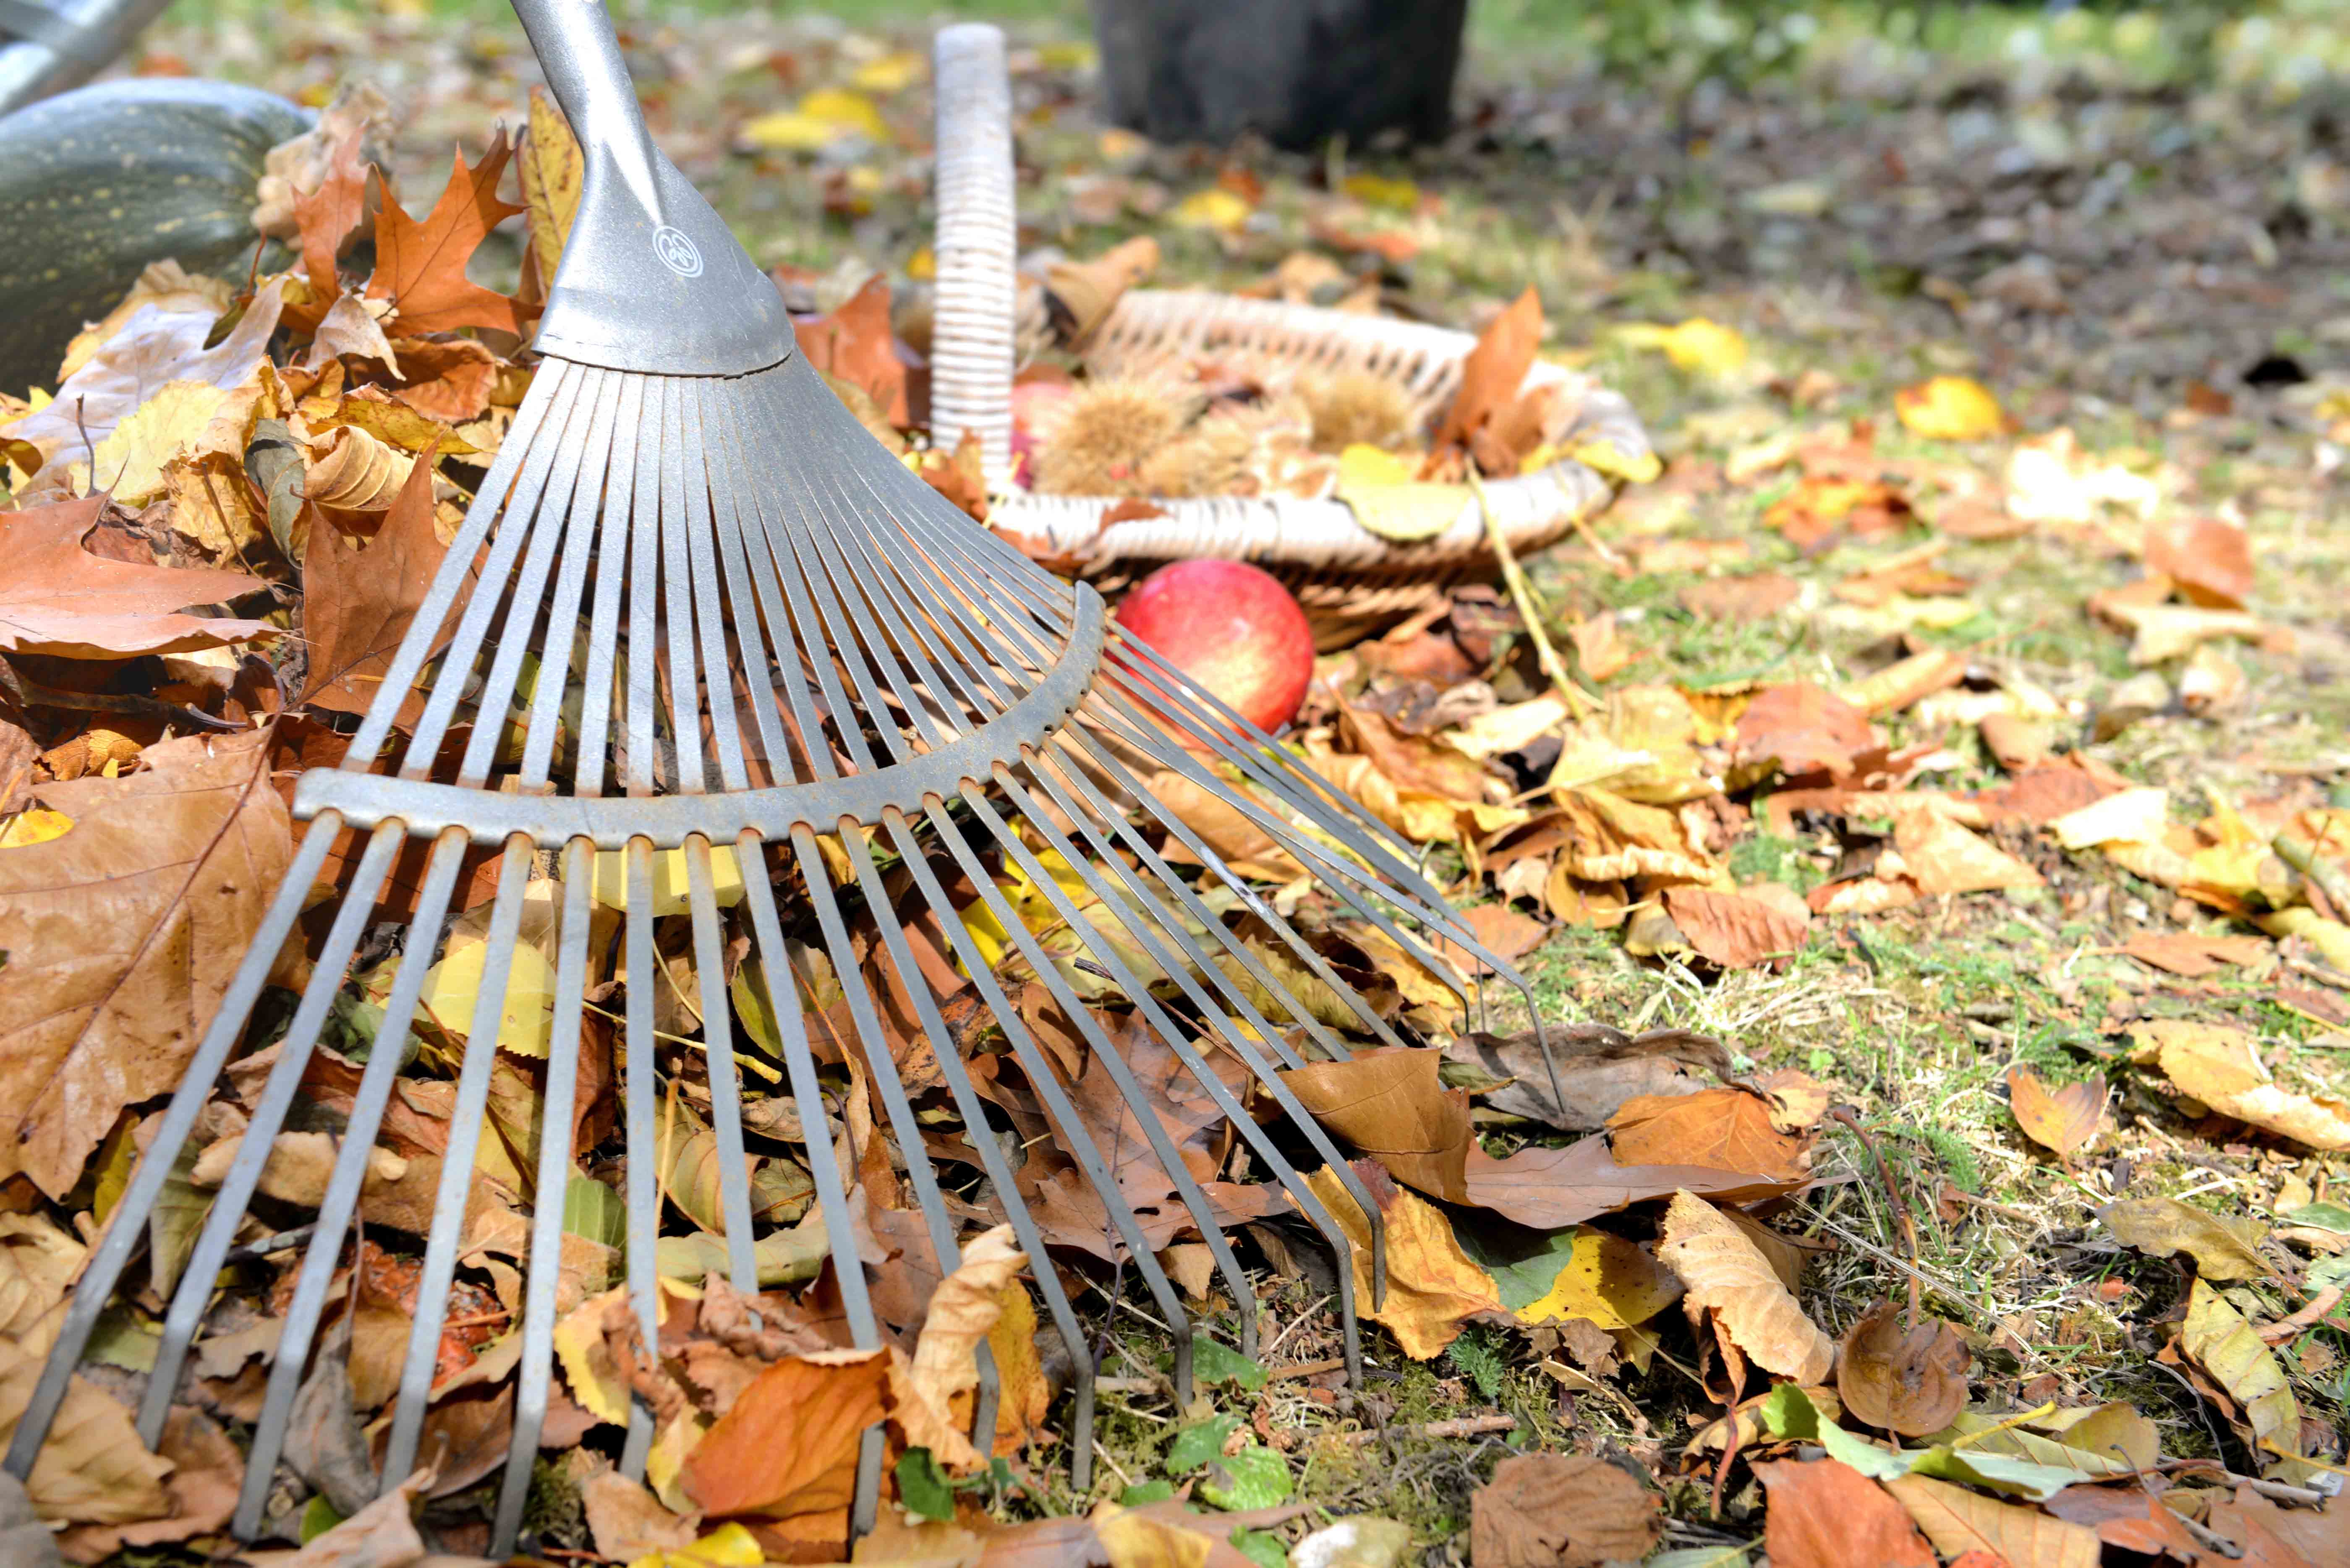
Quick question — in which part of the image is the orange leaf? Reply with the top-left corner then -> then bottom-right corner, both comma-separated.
680,1349 -> 888,1518
299,437 -> 460,720
1432,287 -> 1542,467
1609,1086 -> 1811,1183
1279,1047 -> 1472,1203
294,117 -> 371,299
0,494 -> 273,659
794,276 -> 907,428
2006,1067 -> 2107,1161
1659,886 -> 1808,969
1754,1459 -> 1935,1568
366,131 -> 529,337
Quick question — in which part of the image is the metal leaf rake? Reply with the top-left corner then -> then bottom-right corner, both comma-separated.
6,8 -> 1542,1553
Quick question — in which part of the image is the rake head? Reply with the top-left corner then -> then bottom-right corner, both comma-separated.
7,4 -> 1543,1555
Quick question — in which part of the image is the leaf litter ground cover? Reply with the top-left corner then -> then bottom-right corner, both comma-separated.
3,1 -> 2350,1565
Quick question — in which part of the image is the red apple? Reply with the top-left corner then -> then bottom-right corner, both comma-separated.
1114,559 -> 1315,734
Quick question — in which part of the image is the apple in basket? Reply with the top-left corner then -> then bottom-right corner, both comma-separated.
1112,559 -> 1315,736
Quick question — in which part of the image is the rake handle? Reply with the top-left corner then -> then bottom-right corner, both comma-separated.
508,0 -> 663,208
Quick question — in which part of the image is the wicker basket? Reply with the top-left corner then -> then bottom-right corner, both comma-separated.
925,31 -> 1653,649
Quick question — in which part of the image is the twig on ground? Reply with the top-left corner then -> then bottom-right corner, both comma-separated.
1346,1413 -> 1518,1444
1468,470 -> 1599,717
2259,1286 -> 2345,1344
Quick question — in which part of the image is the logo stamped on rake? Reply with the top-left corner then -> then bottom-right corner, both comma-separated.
652,225 -> 704,277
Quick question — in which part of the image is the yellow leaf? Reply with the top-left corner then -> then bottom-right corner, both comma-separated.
1170,187 -> 1252,232
1566,437 -> 1662,484
1304,1163 -> 1501,1359
849,51 -> 925,92
1096,1506 -> 1214,1568
1039,40 -> 1098,70
415,916 -> 559,1057
625,1522 -> 767,1568
588,845 -> 744,915
552,1285 -> 632,1427
1341,172 -> 1420,211
1517,1228 -> 1683,1331
2135,1020 -> 2350,1151
1893,375 -> 2008,440
0,808 -> 73,849
1335,443 -> 1469,541
906,244 -> 937,281
797,87 -> 888,138
89,380 -> 228,505
1617,318 -> 1747,376
520,86 -> 585,295
2180,1278 -> 2304,1467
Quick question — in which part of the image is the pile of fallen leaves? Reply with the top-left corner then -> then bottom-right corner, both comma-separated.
5,25 -> 2350,1568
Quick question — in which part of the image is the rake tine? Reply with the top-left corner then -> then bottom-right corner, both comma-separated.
232,826 -> 474,1537
572,376 -> 643,788
941,799 -> 1259,1361
380,837 -> 536,1487
1012,755 -> 1388,1329
701,399 -> 798,781
344,361 -> 568,772
731,856 -> 887,1537
953,791 -> 1268,1359
785,826 -> 1002,1454
624,384 -> 665,797
890,816 -> 1198,1401
516,376 -> 623,788
398,368 -> 590,775
847,823 -> 1096,1488
138,822 -> 407,1445
4,814 -> 341,1478
619,838 -> 659,1478
657,376 -> 710,794
492,840 -> 596,1554
680,382 -> 751,790
682,837 -> 757,1292
1055,725 -> 1385,1057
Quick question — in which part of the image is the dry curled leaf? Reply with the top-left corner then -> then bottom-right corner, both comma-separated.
0,732 -> 292,1198
2099,1197 -> 2274,1282
2006,1067 -> 2108,1161
1836,1299 -> 1971,1437
1469,1454 -> 1661,1568
1883,1474 -> 2097,1568
1657,1190 -> 1835,1385
893,1224 -> 1023,1473
1462,1136 -> 1803,1231
1659,885 -> 1809,968
1440,1025 -> 1733,1132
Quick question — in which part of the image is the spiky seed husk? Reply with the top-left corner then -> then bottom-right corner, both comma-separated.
1029,378 -> 1189,497
1299,371 -> 1418,455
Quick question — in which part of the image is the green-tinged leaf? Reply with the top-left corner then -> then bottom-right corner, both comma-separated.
1761,1385 -> 2110,1500
2098,1197 -> 2274,1281
2312,1254 -> 2350,1292
654,1208 -> 829,1287
1758,1382 -> 1828,1441
2280,1200 -> 2350,1234
1120,1480 -> 1178,1506
1199,1445 -> 1292,1510
148,1132 -> 211,1300
896,1449 -> 955,1522
1643,1550 -> 1752,1568
563,1174 -> 626,1248
1193,1338 -> 1267,1392
1230,1528 -> 1289,1568
1929,1409 -> 2142,1477
85,1305 -> 160,1372
299,1495 -> 346,1542
1166,1415 -> 1243,1474
1464,1224 -> 1584,1314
